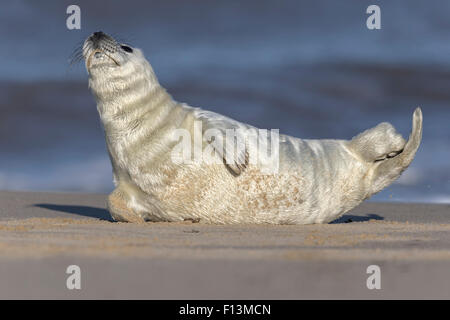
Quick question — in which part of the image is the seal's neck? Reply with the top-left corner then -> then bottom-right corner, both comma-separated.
89,62 -> 177,133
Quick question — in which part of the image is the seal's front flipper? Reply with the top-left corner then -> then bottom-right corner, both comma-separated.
196,110 -> 249,176
370,107 -> 423,194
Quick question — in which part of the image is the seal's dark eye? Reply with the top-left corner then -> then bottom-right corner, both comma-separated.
121,45 -> 133,53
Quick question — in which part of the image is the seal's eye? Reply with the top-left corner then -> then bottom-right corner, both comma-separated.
121,45 -> 133,53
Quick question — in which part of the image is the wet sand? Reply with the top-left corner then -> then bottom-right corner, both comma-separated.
0,190 -> 449,299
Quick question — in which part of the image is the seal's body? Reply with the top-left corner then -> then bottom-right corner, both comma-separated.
83,32 -> 423,224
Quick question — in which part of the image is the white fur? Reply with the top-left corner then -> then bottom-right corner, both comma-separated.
83,33 -> 423,224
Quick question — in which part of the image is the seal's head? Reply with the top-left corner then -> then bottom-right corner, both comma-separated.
83,31 -> 158,106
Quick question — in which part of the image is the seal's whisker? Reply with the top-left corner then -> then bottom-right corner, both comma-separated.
111,33 -> 134,46
69,52 -> 84,66
68,40 -> 85,66
69,48 -> 84,59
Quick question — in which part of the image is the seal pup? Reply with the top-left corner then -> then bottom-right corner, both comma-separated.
82,31 -> 423,224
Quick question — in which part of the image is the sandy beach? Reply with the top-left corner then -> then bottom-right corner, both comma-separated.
0,190 -> 448,299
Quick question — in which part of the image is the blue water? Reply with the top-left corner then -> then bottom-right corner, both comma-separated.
0,0 -> 449,203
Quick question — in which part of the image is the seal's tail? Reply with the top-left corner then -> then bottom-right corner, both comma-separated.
370,107 -> 423,194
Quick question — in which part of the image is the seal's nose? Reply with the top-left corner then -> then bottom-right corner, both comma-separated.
88,31 -> 107,49
92,31 -> 105,41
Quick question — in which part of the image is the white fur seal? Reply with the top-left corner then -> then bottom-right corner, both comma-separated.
82,31 -> 422,224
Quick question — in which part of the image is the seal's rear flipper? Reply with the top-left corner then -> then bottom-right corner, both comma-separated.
349,120 -> 406,163
370,107 -> 423,194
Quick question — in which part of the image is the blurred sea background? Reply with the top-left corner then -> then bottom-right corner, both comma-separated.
0,0 -> 449,203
